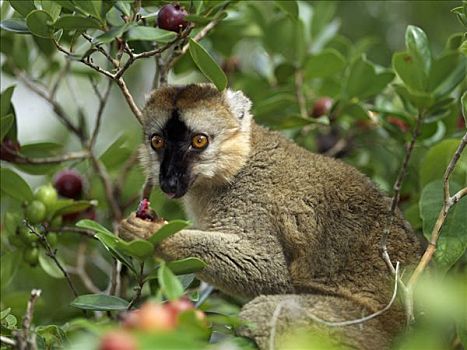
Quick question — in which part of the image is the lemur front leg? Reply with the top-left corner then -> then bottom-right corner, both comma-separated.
156,229 -> 292,298
118,214 -> 292,298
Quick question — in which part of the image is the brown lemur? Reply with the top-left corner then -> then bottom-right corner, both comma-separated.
119,84 -> 423,349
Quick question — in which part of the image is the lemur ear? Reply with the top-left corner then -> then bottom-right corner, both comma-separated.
225,89 -> 252,122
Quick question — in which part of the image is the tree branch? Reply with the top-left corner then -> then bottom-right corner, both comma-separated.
15,289 -> 41,350
89,79 -> 113,148
407,131 -> 467,290
10,150 -> 90,165
25,222 -> 79,298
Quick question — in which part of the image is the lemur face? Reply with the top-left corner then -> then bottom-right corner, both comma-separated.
141,84 -> 252,198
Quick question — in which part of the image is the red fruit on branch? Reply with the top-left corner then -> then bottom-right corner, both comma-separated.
166,298 -> 194,314
310,97 -> 333,118
53,170 -> 83,199
157,3 -> 189,32
124,302 -> 177,331
0,138 -> 20,161
99,331 -> 137,350
387,116 -> 409,133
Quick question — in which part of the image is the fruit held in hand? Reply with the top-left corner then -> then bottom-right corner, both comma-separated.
99,331 -> 137,350
310,97 -> 333,118
34,184 -> 58,212
53,170 -> 83,199
135,198 -> 155,221
157,3 -> 189,32
25,200 -> 47,224
0,138 -> 20,162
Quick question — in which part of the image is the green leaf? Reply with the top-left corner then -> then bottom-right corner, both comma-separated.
75,0 -> 102,19
54,15 -> 102,30
94,23 -> 133,44
126,26 -> 177,43
393,84 -> 433,110
0,168 -> 34,202
405,25 -> 431,76
1,85 -> 16,118
53,200 -> 93,216
76,219 -> 136,274
38,250 -> 64,279
51,0 -> 75,12
0,308 -> 11,320
116,239 -> 154,260
189,39 -> 227,91
41,0 -> 61,21
428,53 -> 466,97
9,0 -> 36,17
15,142 -> 63,175
148,220 -> 190,245
100,134 -> 132,170
26,9 -> 53,38
0,18 -> 30,33
0,252 -> 19,289
167,257 -> 206,275
346,56 -> 394,99
419,180 -> 467,271
393,51 -> 427,93
1,114 -> 14,140
275,0 -> 298,19
419,139 -> 467,187
158,262 -> 184,300
70,294 -> 129,311
263,16 -> 305,64
304,49 -> 346,79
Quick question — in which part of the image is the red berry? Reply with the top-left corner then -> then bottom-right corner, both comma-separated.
167,298 -> 194,314
53,170 -> 83,199
136,302 -> 177,331
457,115 -> 466,130
310,97 -> 333,118
135,198 -> 155,221
157,3 -> 189,32
99,331 -> 137,350
388,116 -> 409,133
0,138 -> 20,162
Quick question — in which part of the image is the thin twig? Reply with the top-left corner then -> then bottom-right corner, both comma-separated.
127,262 -> 145,310
10,150 -> 90,165
380,113 -> 423,271
16,289 -> 41,350
89,79 -> 113,148
294,70 -> 308,119
407,131 -> 467,290
69,243 -> 102,294
115,78 -> 143,124
89,155 -> 122,221
25,222 -> 79,298
0,336 -> 17,347
82,33 -> 119,68
50,60 -> 71,99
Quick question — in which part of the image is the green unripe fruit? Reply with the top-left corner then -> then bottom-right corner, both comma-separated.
47,232 -> 58,246
19,227 -> 39,244
24,247 -> 39,266
25,200 -> 47,224
4,212 -> 21,235
34,184 -> 58,213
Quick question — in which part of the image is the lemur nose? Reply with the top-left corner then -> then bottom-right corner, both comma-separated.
160,176 -> 178,195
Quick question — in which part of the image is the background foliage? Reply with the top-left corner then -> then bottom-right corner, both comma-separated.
0,1 -> 466,349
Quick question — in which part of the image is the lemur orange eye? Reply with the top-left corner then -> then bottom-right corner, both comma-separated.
191,134 -> 209,149
151,134 -> 165,150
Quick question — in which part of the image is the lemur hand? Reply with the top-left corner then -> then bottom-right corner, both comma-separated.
118,212 -> 167,241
